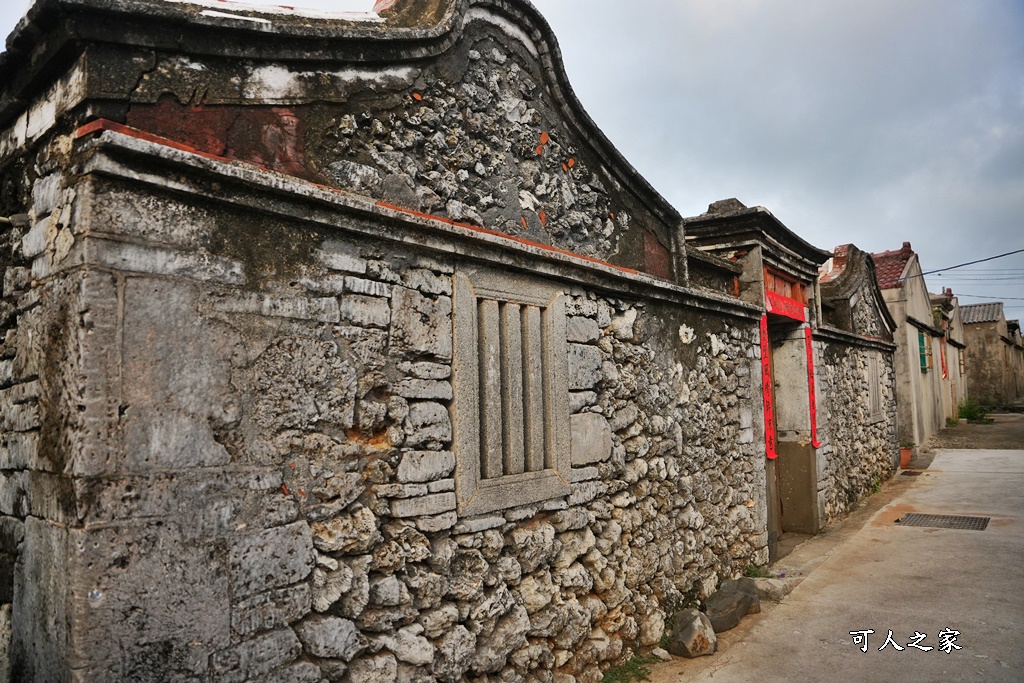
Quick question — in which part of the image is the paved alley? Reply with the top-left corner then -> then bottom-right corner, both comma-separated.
649,415 -> 1024,682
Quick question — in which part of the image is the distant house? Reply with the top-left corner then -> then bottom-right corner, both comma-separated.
871,242 -> 955,446
961,302 -> 1024,406
687,208 -> 897,561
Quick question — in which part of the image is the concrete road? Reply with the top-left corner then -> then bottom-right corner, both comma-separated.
648,448 -> 1024,683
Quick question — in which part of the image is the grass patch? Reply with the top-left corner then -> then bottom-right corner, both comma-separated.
946,417 -> 959,428
601,654 -> 658,683
658,613 -> 675,650
744,563 -> 772,579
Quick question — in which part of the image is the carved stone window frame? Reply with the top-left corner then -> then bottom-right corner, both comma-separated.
451,268 -> 571,516
866,351 -> 884,424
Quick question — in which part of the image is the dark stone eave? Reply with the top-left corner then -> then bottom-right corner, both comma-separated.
684,206 -> 831,280
0,0 -> 683,234
815,325 -> 896,353
71,128 -> 757,321
686,247 -> 743,275
907,315 -> 943,338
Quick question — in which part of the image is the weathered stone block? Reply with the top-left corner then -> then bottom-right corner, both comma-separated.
0,432 -> 37,470
391,492 -> 456,518
404,402 -> 451,449
427,478 -> 455,493
66,521 -> 232,680
568,390 -> 597,413
213,293 -> 340,322
256,661 -> 323,683
549,507 -> 592,532
378,625 -> 435,666
452,515 -> 504,534
318,248 -> 367,274
232,584 -> 311,637
570,466 -> 599,483
403,268 -> 451,296
210,627 -> 302,683
509,524 -> 556,574
568,480 -> 607,506
398,361 -> 450,380
348,652 -> 398,683
311,507 -> 381,554
229,521 -> 314,598
391,287 -> 452,361
345,276 -> 392,298
567,344 -> 603,390
339,294 -> 390,328
394,378 -> 453,400
570,413 -> 612,465
754,577 -> 791,603
665,608 -> 716,658
396,450 -> 456,483
294,615 -> 367,661
704,581 -> 756,633
433,625 -> 476,682
566,316 -> 600,343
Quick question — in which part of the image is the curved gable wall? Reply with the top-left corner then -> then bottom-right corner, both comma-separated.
1,0 -> 681,278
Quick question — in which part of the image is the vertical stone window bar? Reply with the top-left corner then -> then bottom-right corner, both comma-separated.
867,352 -> 883,422
454,270 -> 571,515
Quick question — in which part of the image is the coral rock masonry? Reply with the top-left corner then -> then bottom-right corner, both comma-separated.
0,0 -> 897,681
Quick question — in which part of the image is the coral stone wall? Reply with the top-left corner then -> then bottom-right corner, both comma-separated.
815,338 -> 898,525
0,151 -> 766,682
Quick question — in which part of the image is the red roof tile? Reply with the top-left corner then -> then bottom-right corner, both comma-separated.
818,244 -> 850,283
871,241 -> 914,289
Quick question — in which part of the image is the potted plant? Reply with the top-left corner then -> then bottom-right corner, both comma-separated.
899,441 -> 915,469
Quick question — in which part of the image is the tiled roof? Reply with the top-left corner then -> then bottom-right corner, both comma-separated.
870,241 -> 914,290
961,302 -> 1004,324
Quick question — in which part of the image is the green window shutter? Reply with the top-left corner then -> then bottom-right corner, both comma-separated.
918,331 -> 928,372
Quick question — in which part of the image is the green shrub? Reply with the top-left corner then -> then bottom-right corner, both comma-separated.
958,397 -> 987,421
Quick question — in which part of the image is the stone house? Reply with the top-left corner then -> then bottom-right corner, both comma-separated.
0,1 -> 896,681
686,208 -> 898,562
961,302 -> 1024,406
872,242 -> 957,447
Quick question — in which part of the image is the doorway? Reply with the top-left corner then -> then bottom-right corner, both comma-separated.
765,318 -> 820,562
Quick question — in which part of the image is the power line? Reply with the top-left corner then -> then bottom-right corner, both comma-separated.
951,293 -> 1024,301
885,247 -> 1024,284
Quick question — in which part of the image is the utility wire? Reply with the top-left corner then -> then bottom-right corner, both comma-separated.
884,247 -> 1024,284
951,293 -> 1024,301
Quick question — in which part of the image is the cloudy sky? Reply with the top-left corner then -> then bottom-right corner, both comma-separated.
3,0 -> 1023,315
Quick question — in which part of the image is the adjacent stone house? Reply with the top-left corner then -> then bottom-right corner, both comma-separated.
961,302 -> 1024,406
686,207 -> 897,561
872,242 -> 956,447
0,1 -> 897,681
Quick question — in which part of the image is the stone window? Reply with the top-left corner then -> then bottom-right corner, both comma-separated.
451,269 -> 571,516
867,352 -> 883,423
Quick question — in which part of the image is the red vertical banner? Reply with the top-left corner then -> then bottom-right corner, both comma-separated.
804,326 -> 822,448
760,315 -> 778,459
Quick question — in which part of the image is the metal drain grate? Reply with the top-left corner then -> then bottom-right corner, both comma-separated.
896,513 -> 989,531
900,471 -> 923,477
